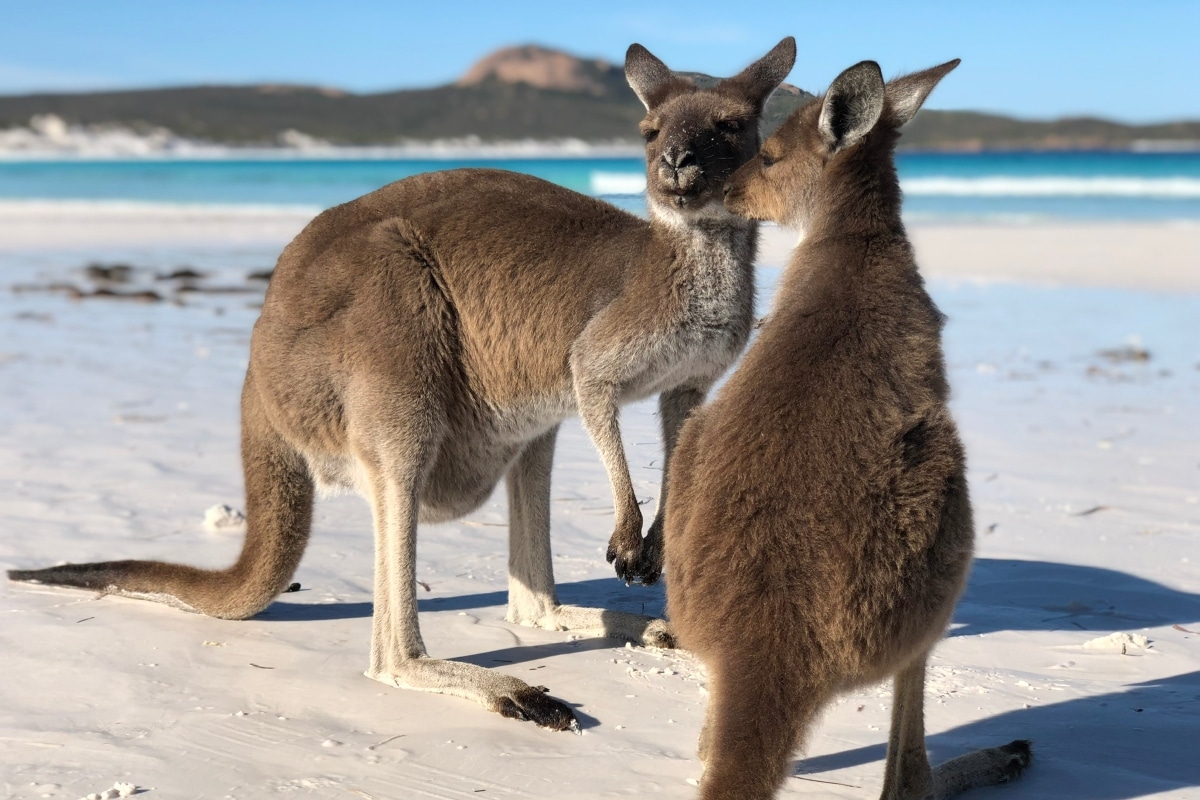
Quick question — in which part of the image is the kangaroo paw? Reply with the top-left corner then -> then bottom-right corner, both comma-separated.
606,541 -> 663,586
606,525 -> 661,586
606,540 -> 636,585
632,518 -> 665,585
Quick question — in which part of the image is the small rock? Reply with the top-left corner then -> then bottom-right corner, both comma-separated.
158,267 -> 208,281
204,504 -> 246,532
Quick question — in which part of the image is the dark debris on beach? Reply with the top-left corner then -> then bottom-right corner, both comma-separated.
1097,344 -> 1152,364
9,260 -> 275,307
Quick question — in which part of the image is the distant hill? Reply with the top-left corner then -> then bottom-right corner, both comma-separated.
903,110 -> 1200,151
0,45 -> 1195,151
0,45 -> 811,147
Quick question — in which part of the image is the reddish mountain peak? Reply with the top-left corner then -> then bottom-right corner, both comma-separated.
457,45 -> 621,95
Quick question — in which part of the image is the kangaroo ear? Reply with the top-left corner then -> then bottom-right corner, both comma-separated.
886,58 -> 960,126
722,36 -> 797,112
818,60 -> 885,153
625,44 -> 675,110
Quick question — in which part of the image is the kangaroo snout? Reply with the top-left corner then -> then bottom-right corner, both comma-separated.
658,145 -> 701,194
661,145 -> 696,171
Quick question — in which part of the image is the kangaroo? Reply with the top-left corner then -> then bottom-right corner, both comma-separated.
663,60 -> 1032,797
7,38 -> 796,732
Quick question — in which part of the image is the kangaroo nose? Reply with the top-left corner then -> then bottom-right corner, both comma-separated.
661,147 -> 695,170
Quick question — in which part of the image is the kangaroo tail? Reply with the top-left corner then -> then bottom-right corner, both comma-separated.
8,374 -> 314,620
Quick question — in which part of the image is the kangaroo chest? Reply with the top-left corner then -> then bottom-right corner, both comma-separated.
647,226 -> 756,389
468,225 -> 754,438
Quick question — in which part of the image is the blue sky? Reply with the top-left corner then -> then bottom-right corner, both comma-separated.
0,0 -> 1196,122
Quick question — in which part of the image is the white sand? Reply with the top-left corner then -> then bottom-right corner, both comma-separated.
0,201 -> 320,249
1,208 -> 1198,799
759,221 -> 1200,292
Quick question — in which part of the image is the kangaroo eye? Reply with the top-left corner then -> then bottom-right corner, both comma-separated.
718,119 -> 742,135
642,128 -> 660,144
760,153 -> 777,168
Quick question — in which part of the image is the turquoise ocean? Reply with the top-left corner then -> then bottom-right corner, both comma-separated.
2,151 -> 1200,221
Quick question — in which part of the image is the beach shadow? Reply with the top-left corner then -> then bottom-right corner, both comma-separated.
257,599 -> 374,621
258,560 -> 1199,640
452,636 -> 628,670
796,671 -> 1200,799
261,576 -> 667,622
260,560 -> 1196,639
951,558 -> 1200,637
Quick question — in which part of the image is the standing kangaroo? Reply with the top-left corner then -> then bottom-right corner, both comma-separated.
7,39 -> 796,732
664,60 -> 1032,797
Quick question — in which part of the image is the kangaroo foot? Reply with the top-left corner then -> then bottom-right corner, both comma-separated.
552,607 -> 671,648
986,740 -> 1033,782
625,614 -> 675,648
508,603 -> 675,649
494,685 -> 579,732
931,739 -> 1033,798
366,656 -> 579,732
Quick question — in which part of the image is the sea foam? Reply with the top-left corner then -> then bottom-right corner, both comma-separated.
902,176 -> 1200,198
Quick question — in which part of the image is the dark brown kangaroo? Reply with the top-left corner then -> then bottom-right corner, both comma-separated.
7,39 -> 796,732
664,60 -> 1032,797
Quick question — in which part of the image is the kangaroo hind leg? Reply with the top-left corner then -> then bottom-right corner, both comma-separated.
880,653 -> 934,800
884,651 -> 1032,800
697,660 -> 820,800
360,426 -> 578,732
8,373 -> 315,621
504,425 -> 673,648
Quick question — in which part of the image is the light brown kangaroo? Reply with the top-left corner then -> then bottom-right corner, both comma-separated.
7,39 -> 796,732
664,60 -> 1032,797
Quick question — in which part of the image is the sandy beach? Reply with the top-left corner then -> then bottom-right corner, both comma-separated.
5,203 -> 1196,291
762,220 -> 1200,292
1,206 -> 1198,799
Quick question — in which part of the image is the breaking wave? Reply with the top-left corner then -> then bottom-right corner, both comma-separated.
588,174 -> 1200,200
590,171 -> 647,195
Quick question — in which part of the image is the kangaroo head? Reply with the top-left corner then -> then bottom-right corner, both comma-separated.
723,59 -> 959,228
625,37 -> 796,225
